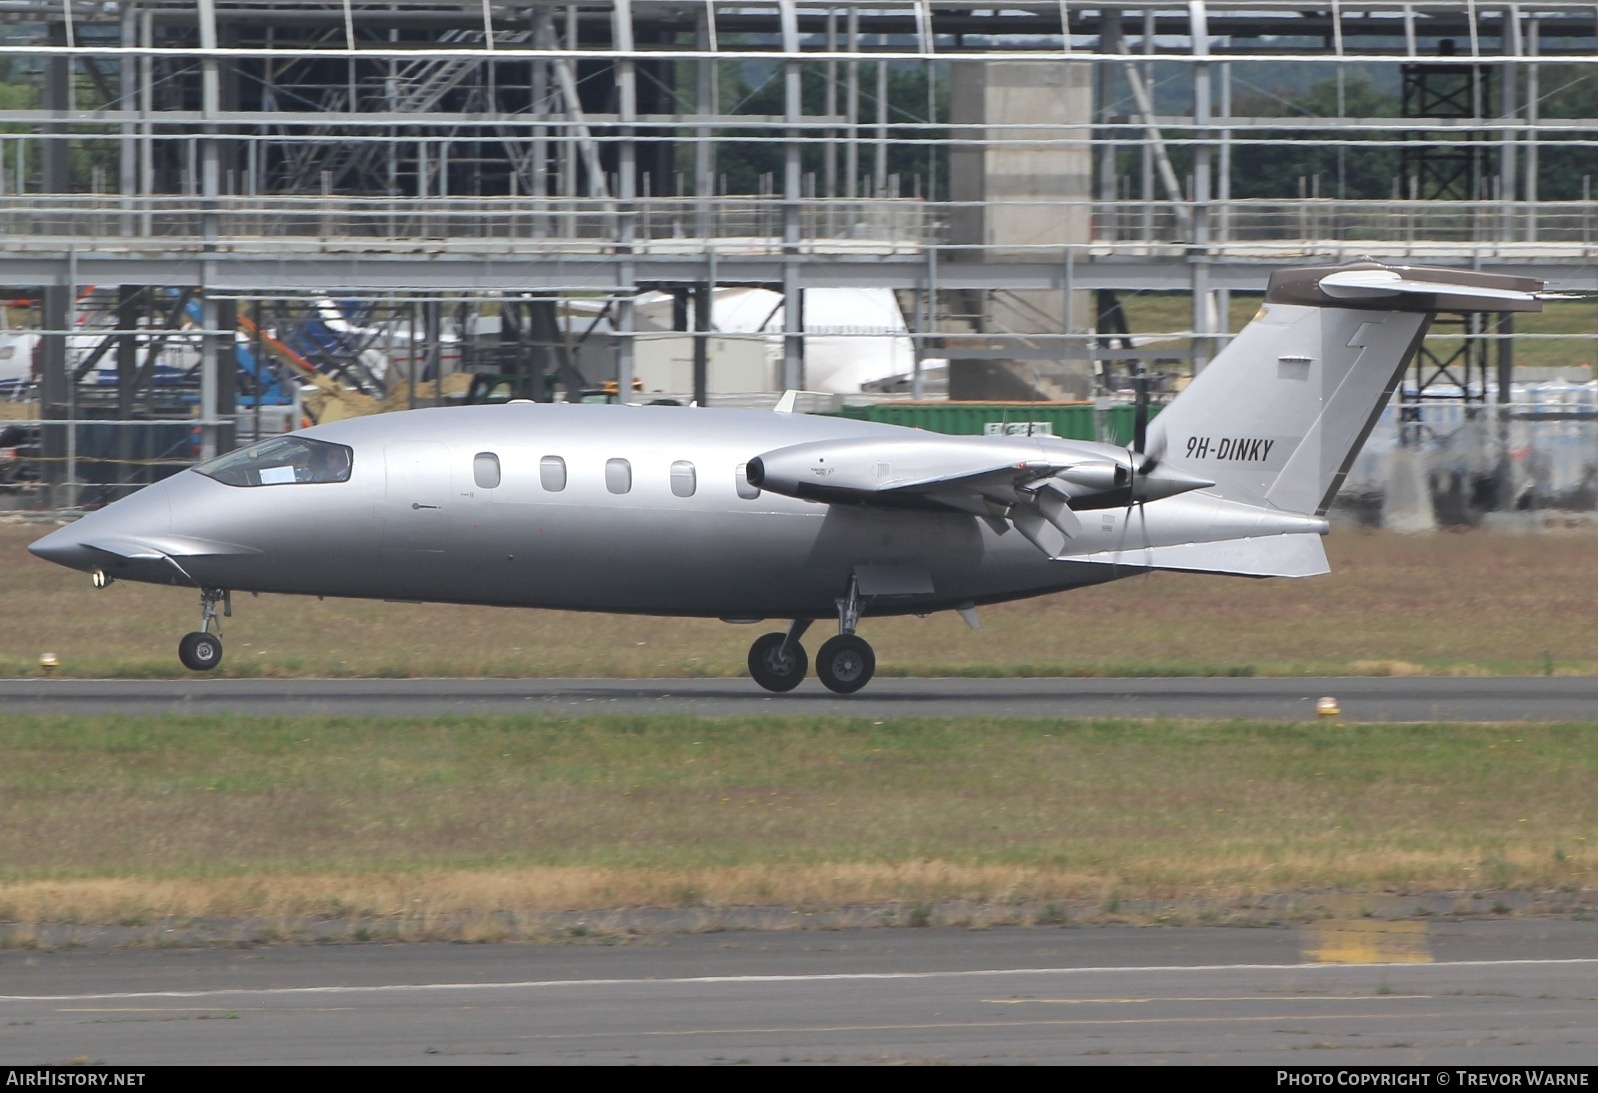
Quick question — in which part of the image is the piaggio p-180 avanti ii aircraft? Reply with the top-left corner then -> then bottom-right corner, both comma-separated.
30,261 -> 1545,693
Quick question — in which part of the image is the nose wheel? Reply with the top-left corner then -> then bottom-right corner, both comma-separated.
178,587 -> 230,672
178,630 -> 223,672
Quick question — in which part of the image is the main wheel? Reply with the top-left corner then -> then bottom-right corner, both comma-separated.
747,632 -> 808,693
816,634 -> 875,695
178,631 -> 223,672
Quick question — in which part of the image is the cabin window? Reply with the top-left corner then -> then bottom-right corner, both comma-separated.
196,435 -> 353,488
670,460 -> 696,498
539,455 -> 566,492
473,452 -> 501,490
606,458 -> 632,495
735,463 -> 761,500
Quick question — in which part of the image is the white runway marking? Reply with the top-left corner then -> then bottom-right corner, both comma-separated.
4,957 -> 1596,1004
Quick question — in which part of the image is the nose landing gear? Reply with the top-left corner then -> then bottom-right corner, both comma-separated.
178,588 -> 230,672
817,576 -> 876,694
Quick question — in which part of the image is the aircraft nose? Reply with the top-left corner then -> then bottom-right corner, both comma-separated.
25,524 -> 99,572
27,523 -> 98,570
27,478 -> 175,573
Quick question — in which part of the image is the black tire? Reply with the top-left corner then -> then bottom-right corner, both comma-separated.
747,632 -> 808,693
816,634 -> 875,695
178,631 -> 223,672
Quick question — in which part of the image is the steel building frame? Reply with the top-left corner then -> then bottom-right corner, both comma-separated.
5,1 -> 1598,500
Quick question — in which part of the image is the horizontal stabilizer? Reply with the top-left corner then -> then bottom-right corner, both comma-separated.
1318,268 -> 1539,305
1265,261 -> 1545,315
1075,533 -> 1330,578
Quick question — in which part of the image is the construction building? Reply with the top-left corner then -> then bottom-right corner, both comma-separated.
2,2 -> 1596,511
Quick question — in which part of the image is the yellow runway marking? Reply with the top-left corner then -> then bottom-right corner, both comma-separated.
1303,920 -> 1432,964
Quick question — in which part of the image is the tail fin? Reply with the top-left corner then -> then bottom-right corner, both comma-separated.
1147,261 -> 1542,516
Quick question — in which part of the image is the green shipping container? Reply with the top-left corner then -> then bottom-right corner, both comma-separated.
830,402 -> 1159,446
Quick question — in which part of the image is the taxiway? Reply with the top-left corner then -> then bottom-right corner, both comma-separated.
2,922 -> 1595,1065
0,675 -> 1595,721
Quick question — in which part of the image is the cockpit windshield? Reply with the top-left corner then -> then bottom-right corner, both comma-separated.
197,435 -> 353,487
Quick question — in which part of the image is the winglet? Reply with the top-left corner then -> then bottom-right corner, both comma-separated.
772,390 -> 799,414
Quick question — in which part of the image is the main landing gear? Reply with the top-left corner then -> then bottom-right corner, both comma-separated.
815,633 -> 875,695
746,578 -> 877,695
747,621 -> 810,693
178,587 -> 230,672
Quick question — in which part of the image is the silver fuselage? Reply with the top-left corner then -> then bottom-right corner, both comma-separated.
35,403 -> 1141,619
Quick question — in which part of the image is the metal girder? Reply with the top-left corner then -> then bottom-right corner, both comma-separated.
6,253 -> 1596,294
65,2 -> 1598,51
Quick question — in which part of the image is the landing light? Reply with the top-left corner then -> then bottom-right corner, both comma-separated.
92,569 -> 113,590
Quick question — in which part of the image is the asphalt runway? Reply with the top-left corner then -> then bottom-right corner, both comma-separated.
2,922 -> 1596,1065
2,675 -> 1598,721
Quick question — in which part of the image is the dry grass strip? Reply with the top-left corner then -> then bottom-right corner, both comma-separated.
6,523 -> 1598,678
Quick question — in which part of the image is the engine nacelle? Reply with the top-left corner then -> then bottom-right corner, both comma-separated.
748,436 -> 1057,503
1054,461 -> 1128,494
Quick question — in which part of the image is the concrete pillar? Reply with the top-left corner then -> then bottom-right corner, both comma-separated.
948,61 -> 1094,400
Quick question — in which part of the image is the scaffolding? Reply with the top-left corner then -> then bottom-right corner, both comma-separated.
5,1 -> 1598,505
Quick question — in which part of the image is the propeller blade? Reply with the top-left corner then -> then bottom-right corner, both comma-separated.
1137,421 -> 1167,475
1138,486 -> 1153,563
1131,372 -> 1151,454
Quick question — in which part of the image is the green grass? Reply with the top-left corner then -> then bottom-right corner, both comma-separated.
0,714 -> 1591,923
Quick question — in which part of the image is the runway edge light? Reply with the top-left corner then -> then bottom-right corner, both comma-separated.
1316,696 -> 1340,719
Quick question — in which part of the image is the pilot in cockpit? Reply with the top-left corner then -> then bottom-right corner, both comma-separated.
300,442 -> 351,483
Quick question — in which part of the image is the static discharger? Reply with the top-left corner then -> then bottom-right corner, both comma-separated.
1316,696 -> 1341,719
